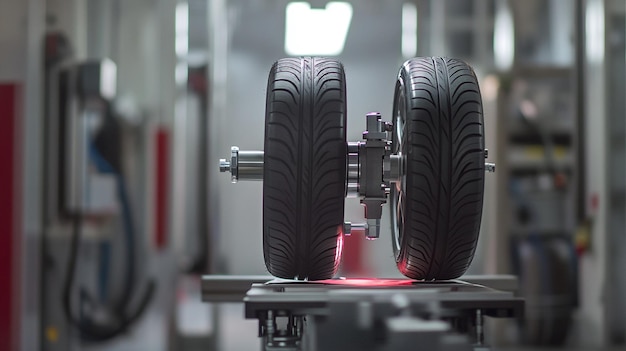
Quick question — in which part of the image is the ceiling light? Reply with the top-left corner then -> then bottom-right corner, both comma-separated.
585,0 -> 604,64
285,2 -> 353,56
493,0 -> 514,71
175,2 -> 189,57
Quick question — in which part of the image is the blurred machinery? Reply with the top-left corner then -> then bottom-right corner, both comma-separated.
42,40 -> 156,346
502,68 -> 579,345
488,0 -> 592,345
35,2 -> 214,349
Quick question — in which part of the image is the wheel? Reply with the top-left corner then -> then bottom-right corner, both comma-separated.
515,236 -> 574,346
517,237 -> 548,345
390,57 -> 485,280
542,237 -> 575,345
262,57 -> 347,280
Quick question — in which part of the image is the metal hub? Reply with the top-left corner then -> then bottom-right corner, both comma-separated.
390,89 -> 407,253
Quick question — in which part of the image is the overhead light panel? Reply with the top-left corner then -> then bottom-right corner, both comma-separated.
175,2 -> 189,58
285,2 -> 353,56
585,0 -> 604,64
493,0 -> 514,71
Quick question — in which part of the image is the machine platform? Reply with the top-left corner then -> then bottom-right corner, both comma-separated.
201,275 -> 523,350
202,275 -> 522,317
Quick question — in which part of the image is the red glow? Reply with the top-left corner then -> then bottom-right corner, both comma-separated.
399,259 -> 409,274
334,228 -> 344,264
342,228 -> 367,275
317,278 -> 414,287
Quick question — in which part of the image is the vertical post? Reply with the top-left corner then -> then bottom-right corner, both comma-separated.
430,0 -> 446,56
579,0 -> 608,345
475,309 -> 484,345
604,0 -> 626,343
207,2 -> 229,350
208,0 -> 229,271
21,0 -> 45,350
574,0 -> 586,225
266,310 -> 276,345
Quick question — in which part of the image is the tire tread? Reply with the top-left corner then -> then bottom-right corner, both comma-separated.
263,57 -> 346,280
395,57 -> 484,280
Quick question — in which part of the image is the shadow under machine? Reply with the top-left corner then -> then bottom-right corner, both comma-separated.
204,57 -> 522,350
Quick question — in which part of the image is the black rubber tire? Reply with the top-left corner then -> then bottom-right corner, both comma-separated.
544,238 -> 574,345
262,57 -> 347,280
515,236 -> 575,346
391,57 -> 485,280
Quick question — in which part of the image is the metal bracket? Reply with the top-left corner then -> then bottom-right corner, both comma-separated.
352,113 -> 394,239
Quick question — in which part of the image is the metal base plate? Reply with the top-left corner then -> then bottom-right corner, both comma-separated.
201,275 -> 523,319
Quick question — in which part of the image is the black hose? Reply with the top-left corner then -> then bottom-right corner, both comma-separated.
62,109 -> 156,342
62,200 -> 154,343
187,66 -> 210,274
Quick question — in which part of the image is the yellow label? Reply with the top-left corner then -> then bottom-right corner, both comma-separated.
523,146 -> 568,160
523,146 -> 544,159
45,326 -> 59,343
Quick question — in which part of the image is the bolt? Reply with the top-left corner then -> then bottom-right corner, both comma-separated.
476,309 -> 484,345
391,293 -> 410,313
484,149 -> 489,159
219,159 -> 231,172
343,222 -> 352,236
266,310 -> 276,345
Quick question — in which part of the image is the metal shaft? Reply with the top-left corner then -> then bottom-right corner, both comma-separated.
237,151 -> 264,179
219,146 -> 264,183
266,310 -> 276,345
347,142 -> 360,197
475,309 -> 484,345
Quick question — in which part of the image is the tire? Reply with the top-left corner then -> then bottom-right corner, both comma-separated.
516,236 -> 574,346
519,237 -> 549,345
390,57 -> 485,280
542,237 -> 575,345
262,57 -> 347,280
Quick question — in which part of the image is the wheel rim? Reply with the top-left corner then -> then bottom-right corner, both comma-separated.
390,82 -> 407,254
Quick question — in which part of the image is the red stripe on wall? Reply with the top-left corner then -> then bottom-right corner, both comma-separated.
0,84 -> 18,351
154,127 -> 170,250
